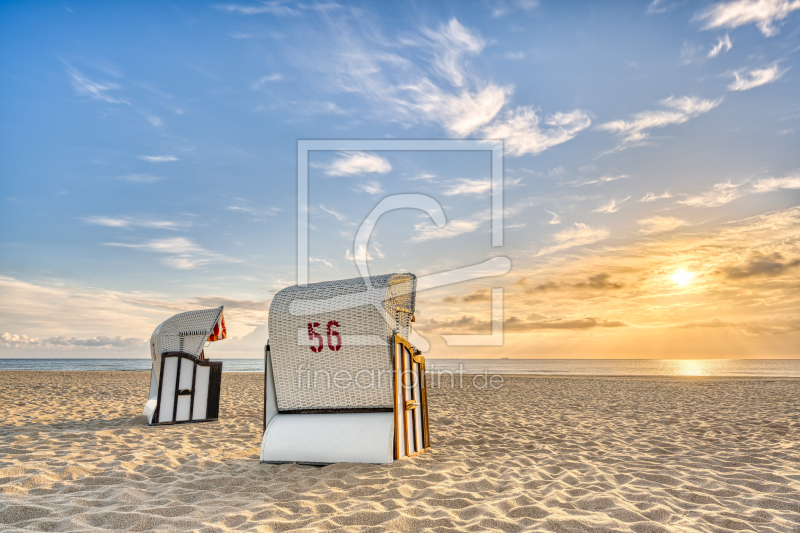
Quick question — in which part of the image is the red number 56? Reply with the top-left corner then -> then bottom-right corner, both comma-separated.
308,321 -> 341,352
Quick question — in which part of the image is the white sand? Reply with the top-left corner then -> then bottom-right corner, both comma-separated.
1,371 -> 798,532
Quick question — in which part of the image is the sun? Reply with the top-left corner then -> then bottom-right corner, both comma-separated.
672,269 -> 694,286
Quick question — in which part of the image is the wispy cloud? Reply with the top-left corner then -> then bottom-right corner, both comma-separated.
412,217 -> 484,243
251,73 -> 284,90
483,108 -> 591,156
355,180 -> 384,195
105,237 -> 239,269
82,216 -> 191,230
489,0 -> 540,18
694,0 -> 800,37
728,64 -> 787,91
67,66 -> 128,104
598,96 -> 722,151
536,223 -> 609,256
443,178 -> 491,196
319,204 -> 347,221
751,172 -> 800,192
427,315 -> 627,333
281,16 -> 585,154
422,18 -> 485,88
322,152 -> 391,176
310,256 -> 333,267
140,155 -> 178,163
147,115 -> 164,127
638,216 -> 687,234
572,175 -> 629,187
708,34 -> 732,57
593,196 -> 631,213
544,209 -> 561,225
228,205 -> 281,219
647,0 -> 678,14
402,79 -> 509,137
640,191 -> 672,202
215,1 -> 340,16
679,181 -> 743,207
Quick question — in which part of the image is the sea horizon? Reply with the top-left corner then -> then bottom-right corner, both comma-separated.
2,357 -> 799,377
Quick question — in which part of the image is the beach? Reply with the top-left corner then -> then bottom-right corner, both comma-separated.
1,371 -> 799,532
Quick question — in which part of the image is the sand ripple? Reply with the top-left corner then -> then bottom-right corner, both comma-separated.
0,371 -> 798,532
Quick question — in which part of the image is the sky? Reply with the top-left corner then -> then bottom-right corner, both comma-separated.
1,0 -> 799,359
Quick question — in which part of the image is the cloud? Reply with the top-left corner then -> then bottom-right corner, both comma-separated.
572,175 -> 630,187
640,191 -> 672,202
442,288 -> 492,304
728,64 -> 787,91
82,216 -> 192,230
426,315 -> 628,333
719,252 -> 800,279
0,332 -> 145,349
402,79 -> 509,137
147,115 -> 164,127
593,196 -> 631,214
679,181 -> 743,207
215,1 -> 340,16
544,209 -> 561,225
518,273 -> 624,292
422,18 -> 485,88
638,216 -> 687,234
228,205 -> 281,219
319,204 -> 347,221
309,256 -> 333,267
574,273 -> 624,290
105,237 -> 239,269
355,180 -> 384,194
117,174 -> 163,184
647,0 -> 678,14
694,0 -> 800,37
675,317 -> 800,335
537,223 -> 609,256
598,96 -> 722,150
140,155 -> 178,163
251,73 -> 284,89
67,66 -> 127,104
345,244 -> 374,262
322,152 -> 391,176
483,107 -> 592,156
708,34 -> 733,57
489,0 -> 540,18
443,178 -> 491,196
412,217 -> 484,243
751,172 -> 800,192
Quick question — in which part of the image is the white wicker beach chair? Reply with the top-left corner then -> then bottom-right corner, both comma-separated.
261,274 -> 430,464
142,307 -> 226,425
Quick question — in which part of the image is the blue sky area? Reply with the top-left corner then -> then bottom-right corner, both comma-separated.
1,0 -> 799,358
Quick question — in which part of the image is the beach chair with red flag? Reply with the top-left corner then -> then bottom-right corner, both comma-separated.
143,306 -> 227,425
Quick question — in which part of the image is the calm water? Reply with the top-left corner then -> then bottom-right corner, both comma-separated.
0,358 -> 798,377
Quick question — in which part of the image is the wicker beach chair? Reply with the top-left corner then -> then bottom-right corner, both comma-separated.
260,274 -> 430,464
142,307 -> 226,425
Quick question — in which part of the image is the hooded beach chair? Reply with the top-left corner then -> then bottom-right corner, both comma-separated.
261,273 -> 430,464
142,306 -> 226,425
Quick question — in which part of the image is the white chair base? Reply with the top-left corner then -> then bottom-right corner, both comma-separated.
260,334 -> 429,464
261,412 -> 394,464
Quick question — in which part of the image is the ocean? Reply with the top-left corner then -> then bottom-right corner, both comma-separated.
0,358 -> 798,377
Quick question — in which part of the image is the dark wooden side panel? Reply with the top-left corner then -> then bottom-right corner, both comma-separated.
206,361 -> 223,420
